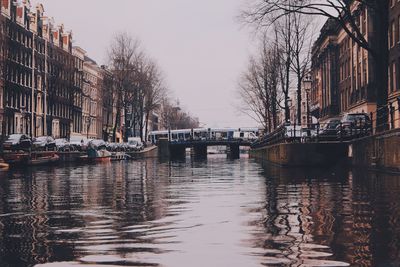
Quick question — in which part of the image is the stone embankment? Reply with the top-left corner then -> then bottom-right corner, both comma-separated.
250,128 -> 400,173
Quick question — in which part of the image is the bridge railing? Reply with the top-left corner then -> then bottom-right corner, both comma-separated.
168,136 -> 254,145
252,98 -> 400,149
250,122 -> 371,149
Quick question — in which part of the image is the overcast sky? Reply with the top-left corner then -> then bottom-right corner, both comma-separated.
31,0 -> 257,128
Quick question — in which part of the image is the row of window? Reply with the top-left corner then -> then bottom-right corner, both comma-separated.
8,23 -> 33,48
49,102 -> 72,119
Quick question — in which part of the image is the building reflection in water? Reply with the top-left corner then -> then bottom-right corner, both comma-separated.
257,162 -> 400,266
0,160 -> 170,267
0,157 -> 400,267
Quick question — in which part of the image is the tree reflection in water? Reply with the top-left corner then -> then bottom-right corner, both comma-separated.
258,162 -> 400,266
0,157 -> 399,266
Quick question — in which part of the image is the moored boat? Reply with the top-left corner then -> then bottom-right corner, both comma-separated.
27,151 -> 59,166
3,152 -> 30,165
0,158 -> 9,170
84,147 -> 112,163
3,151 -> 59,166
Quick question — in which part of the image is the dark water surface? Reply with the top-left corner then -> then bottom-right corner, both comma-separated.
0,155 -> 399,267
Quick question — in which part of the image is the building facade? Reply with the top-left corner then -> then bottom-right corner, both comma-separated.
82,56 -> 100,139
311,1 -> 400,129
0,0 -> 154,142
0,0 -> 76,138
71,46 -> 84,138
100,65 -> 116,141
388,0 -> 400,128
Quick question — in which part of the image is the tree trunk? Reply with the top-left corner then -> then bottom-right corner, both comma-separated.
370,2 -> 389,132
112,108 -> 120,142
124,107 -> 129,142
132,106 -> 137,138
271,82 -> 278,129
139,102 -> 144,141
284,57 -> 291,123
297,74 -> 302,125
144,110 -> 150,143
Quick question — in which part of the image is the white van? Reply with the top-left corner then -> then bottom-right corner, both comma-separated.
233,131 -> 258,141
127,137 -> 144,150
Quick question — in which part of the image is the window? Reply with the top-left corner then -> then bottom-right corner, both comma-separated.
393,62 -> 397,92
398,16 -> 400,43
389,62 -> 396,93
390,20 -> 396,48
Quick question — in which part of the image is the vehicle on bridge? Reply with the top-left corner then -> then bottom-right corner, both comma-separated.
192,128 -> 208,140
148,130 -> 169,144
233,131 -> 258,141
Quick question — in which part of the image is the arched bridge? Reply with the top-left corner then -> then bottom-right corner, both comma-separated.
150,127 -> 259,159
168,139 -> 253,159
170,139 -> 253,147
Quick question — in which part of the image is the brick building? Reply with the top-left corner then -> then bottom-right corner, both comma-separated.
310,1 -> 400,130
0,1 -> 145,142
388,0 -> 400,128
71,46 -> 84,138
0,0 -> 76,138
82,56 -> 101,139
311,2 -> 377,124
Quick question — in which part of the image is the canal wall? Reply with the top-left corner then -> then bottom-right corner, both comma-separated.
351,128 -> 400,173
250,142 -> 348,167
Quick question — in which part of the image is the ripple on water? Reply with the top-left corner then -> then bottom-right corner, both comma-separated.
1,158 -> 399,266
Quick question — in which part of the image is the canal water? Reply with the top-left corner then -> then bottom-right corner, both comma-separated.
0,155 -> 399,267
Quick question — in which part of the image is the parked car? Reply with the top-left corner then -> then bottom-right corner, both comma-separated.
337,113 -> 372,139
32,136 -> 56,151
55,138 -> 73,152
3,134 -> 32,151
319,117 -> 342,140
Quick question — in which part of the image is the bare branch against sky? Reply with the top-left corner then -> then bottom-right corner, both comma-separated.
31,0 -> 259,128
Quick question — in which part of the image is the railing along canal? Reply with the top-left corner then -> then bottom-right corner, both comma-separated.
251,98 -> 400,149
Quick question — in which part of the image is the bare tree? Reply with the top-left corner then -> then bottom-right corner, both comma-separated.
107,32 -> 141,142
160,97 -> 199,130
143,59 -> 166,140
242,0 -> 390,131
275,16 -> 293,123
238,35 -> 281,133
290,8 -> 314,124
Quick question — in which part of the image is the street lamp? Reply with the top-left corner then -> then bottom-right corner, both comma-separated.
303,76 -> 312,129
286,97 -> 293,124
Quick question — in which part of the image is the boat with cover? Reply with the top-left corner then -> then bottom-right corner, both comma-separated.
82,140 -> 112,163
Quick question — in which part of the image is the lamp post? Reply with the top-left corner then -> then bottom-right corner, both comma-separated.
286,97 -> 293,124
305,87 -> 311,129
303,76 -> 312,129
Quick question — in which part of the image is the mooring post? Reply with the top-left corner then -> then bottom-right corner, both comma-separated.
158,138 -> 170,159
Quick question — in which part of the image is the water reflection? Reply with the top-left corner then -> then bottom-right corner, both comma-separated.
258,163 -> 400,266
0,157 -> 398,266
